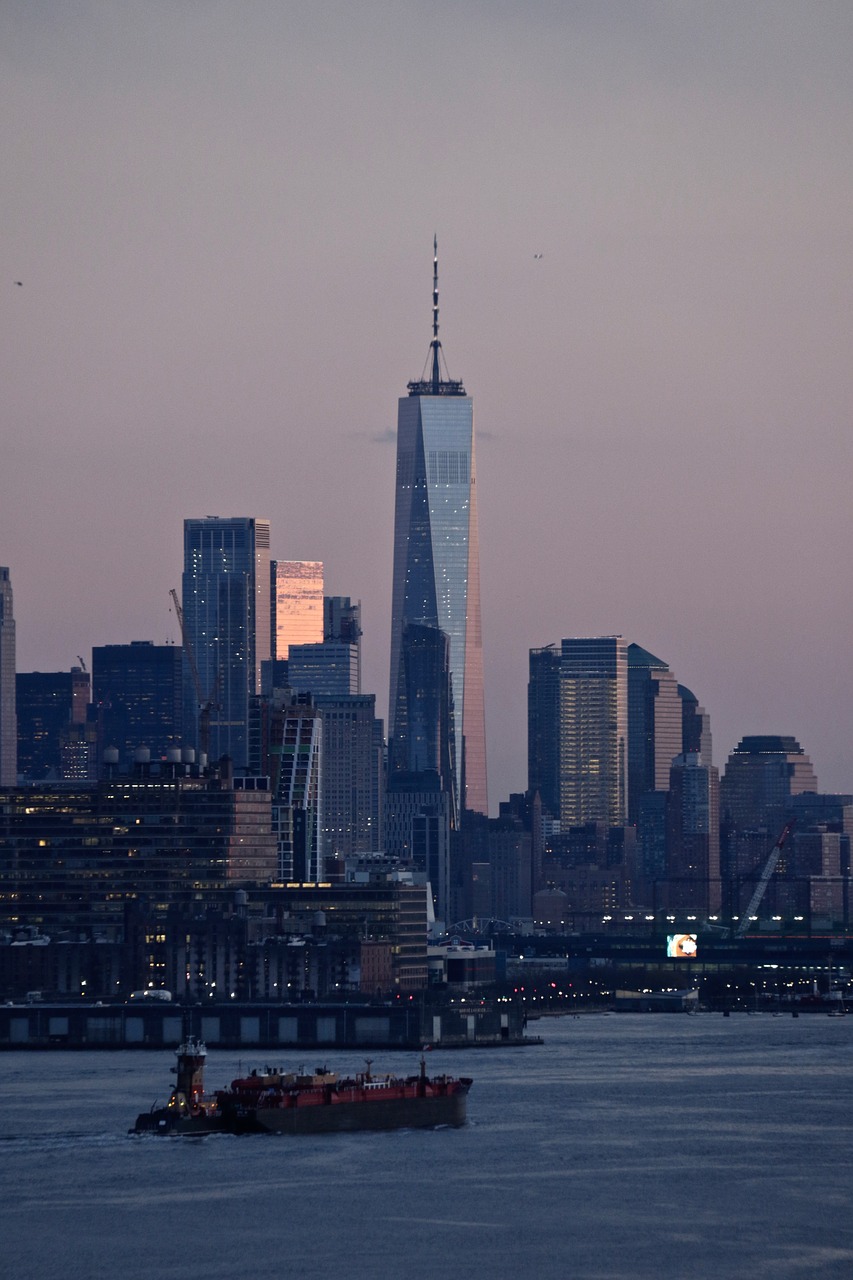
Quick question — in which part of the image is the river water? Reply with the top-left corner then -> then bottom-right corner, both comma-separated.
2,1012 -> 852,1279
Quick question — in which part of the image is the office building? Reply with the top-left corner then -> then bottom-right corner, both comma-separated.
288,643 -> 360,698
678,684 -> 713,765
390,623 -> 456,812
16,667 -> 89,780
315,694 -> 384,863
182,517 -> 271,768
627,644 -> 682,825
385,771 -> 451,924
324,596 -> 362,690
271,561 -> 323,660
387,620 -> 456,919
528,644 -> 561,819
93,642 -> 183,771
666,752 -> 721,913
720,735 -> 818,835
0,568 -> 16,785
559,636 -> 628,828
388,241 -> 487,816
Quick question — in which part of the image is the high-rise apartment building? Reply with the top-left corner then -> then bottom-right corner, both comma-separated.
264,693 -> 323,883
388,241 -> 487,816
182,517 -> 271,769
559,636 -> 628,828
0,569 -> 16,785
271,561 -> 323,660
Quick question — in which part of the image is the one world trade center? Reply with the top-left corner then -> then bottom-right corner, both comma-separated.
388,241 -> 487,816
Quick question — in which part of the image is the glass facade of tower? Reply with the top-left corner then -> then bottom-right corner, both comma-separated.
666,752 -> 721,913
182,518 -> 271,769
0,568 -> 16,786
720,735 -> 818,835
269,698 -> 323,882
315,694 -> 383,862
559,636 -> 628,829
389,395 -> 487,815
271,560 -> 324,660
288,643 -> 360,698
627,644 -> 682,825
528,644 -> 561,819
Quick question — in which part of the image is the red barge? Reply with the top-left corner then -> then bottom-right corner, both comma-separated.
131,1038 -> 472,1135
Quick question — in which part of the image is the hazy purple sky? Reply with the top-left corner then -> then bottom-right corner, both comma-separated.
3,2 -> 852,809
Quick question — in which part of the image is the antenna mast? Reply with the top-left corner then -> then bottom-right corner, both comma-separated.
407,236 -> 465,397
431,233 -> 441,392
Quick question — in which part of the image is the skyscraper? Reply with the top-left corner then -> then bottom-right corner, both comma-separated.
271,561 -> 323,660
666,752 -> 721,913
390,623 -> 456,809
388,240 -> 487,815
182,517 -> 271,768
528,644 -> 561,819
324,596 -> 362,691
678,683 -> 713,764
269,694 -> 323,882
0,568 -> 16,785
287,644 -> 360,698
559,636 -> 628,828
627,644 -> 682,825
315,694 -> 384,862
720,735 -> 818,834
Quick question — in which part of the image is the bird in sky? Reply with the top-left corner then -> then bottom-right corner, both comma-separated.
14,281 -> 23,286
533,254 -> 543,260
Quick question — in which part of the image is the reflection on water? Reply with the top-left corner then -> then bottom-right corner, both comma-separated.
2,1014 -> 853,1279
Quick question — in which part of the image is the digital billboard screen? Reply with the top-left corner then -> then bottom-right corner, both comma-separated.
666,933 -> 698,958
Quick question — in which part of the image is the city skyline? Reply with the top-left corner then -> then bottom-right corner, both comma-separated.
3,4 -> 853,809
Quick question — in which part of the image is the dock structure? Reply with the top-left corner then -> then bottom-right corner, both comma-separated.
0,997 -> 536,1050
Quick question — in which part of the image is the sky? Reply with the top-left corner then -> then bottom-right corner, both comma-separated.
2,1 -> 852,811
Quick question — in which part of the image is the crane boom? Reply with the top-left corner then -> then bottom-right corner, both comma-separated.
169,588 -> 215,760
734,820 -> 796,939
169,589 -> 202,704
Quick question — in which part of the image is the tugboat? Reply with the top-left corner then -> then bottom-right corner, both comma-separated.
132,1037 -> 226,1134
131,1042 -> 472,1136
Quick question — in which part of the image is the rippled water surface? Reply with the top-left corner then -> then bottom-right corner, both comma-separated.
2,1013 -> 853,1279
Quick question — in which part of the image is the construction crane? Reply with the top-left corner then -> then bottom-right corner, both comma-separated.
734,819 -> 796,940
169,588 -> 218,761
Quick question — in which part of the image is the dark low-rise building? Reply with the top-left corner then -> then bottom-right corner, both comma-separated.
0,769 -> 277,940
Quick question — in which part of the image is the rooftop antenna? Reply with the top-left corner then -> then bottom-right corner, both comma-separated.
408,236 -> 465,397
431,233 -> 441,393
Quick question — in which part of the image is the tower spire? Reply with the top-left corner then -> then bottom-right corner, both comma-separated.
431,233 -> 440,392
408,236 -> 465,397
